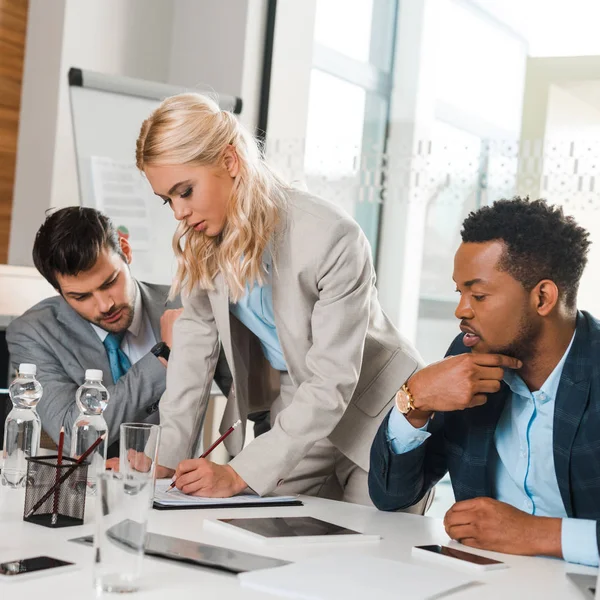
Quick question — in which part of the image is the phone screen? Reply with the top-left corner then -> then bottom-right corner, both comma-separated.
415,545 -> 503,566
0,556 -> 74,577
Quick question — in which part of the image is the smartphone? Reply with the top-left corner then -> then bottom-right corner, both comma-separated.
412,544 -> 508,571
0,556 -> 76,582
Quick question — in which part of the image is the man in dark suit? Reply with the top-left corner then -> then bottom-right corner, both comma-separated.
7,207 -> 231,455
369,197 -> 599,566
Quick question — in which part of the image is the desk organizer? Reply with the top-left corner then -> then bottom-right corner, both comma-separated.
23,455 -> 88,528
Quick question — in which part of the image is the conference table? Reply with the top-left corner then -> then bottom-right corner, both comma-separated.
0,483 -> 594,599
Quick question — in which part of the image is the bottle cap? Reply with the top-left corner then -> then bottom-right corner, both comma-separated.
19,363 -> 37,376
85,369 -> 103,381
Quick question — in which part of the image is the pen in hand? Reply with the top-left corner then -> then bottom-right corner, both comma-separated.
166,419 -> 242,493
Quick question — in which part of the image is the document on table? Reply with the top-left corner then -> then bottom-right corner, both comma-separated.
238,555 -> 476,600
153,479 -> 300,508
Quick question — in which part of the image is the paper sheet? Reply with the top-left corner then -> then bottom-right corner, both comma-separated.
153,479 -> 299,507
90,156 -> 154,274
238,555 -> 476,600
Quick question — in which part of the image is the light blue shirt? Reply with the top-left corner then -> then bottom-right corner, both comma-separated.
387,333 -> 599,566
229,255 -> 287,372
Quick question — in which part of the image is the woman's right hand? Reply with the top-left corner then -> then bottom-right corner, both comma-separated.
173,458 -> 247,497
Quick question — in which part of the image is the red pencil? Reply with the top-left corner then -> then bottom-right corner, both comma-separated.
51,427 -> 65,525
166,419 -> 242,493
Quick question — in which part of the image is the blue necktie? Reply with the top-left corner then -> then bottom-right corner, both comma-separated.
103,332 -> 132,382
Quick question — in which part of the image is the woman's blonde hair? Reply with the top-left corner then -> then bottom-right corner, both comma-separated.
136,93 -> 288,301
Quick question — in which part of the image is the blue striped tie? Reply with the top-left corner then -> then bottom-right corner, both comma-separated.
103,332 -> 132,382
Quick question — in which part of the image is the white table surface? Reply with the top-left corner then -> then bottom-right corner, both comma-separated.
0,483 -> 595,600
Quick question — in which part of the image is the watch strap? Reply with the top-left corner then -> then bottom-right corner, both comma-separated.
151,341 -> 170,361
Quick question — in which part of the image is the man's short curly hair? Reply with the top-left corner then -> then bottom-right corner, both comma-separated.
461,197 -> 590,309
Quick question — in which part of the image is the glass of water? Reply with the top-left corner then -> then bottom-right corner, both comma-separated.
93,471 -> 153,594
119,423 -> 161,483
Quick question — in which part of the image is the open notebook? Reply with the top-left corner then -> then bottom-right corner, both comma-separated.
153,479 -> 302,510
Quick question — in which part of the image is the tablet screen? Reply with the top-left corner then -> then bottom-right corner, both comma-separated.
218,517 -> 361,538
0,556 -> 74,577
70,523 -> 289,574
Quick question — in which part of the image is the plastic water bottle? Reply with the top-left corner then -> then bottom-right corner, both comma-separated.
71,369 -> 109,493
2,364 -> 42,488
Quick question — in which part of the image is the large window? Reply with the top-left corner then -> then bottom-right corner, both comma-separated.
409,0 -> 528,363
303,0 -> 398,259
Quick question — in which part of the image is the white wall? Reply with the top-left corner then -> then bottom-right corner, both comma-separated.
239,0 -> 269,133
518,57 -> 600,319
264,0 -> 317,180
521,57 -> 600,128
546,84 -> 600,140
168,0 -> 267,133
542,83 -> 600,316
9,0 -> 267,267
51,0 -> 174,211
9,0 -> 175,266
168,0 -> 246,96
9,0 -> 67,267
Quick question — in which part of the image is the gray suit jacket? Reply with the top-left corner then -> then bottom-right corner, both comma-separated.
159,191 -> 423,495
6,280 -> 231,451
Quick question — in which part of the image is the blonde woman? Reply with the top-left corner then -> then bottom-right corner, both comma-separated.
136,93 -> 425,509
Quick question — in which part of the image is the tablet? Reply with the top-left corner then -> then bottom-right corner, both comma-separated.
70,525 -> 289,574
204,516 -> 381,545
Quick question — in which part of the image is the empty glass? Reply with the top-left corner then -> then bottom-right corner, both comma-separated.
119,423 -> 160,483
93,471 -> 152,594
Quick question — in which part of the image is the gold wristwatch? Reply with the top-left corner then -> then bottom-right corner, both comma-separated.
395,383 -> 417,415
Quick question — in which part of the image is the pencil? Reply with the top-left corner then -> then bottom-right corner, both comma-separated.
25,433 -> 106,519
50,426 -> 65,525
166,419 -> 242,493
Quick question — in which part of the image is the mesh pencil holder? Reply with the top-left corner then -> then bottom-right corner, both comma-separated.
23,456 -> 89,528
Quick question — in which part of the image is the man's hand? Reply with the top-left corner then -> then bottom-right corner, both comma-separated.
125,449 -> 153,473
106,454 -> 170,476
160,308 -> 183,349
444,497 -> 562,557
106,457 -> 119,471
405,353 -> 522,427
172,459 -> 247,498
156,465 -> 175,479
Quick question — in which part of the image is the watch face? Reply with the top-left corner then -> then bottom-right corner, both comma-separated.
396,390 -> 411,414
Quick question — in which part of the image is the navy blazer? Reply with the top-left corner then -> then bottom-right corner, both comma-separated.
369,311 -> 600,552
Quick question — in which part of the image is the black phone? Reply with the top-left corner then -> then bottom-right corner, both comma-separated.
413,544 -> 507,570
0,556 -> 75,579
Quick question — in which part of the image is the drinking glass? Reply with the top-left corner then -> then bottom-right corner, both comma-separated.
119,423 -> 160,483
93,471 -> 152,594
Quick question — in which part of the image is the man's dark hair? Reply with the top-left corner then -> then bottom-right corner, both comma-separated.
33,207 -> 125,290
461,197 -> 590,309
